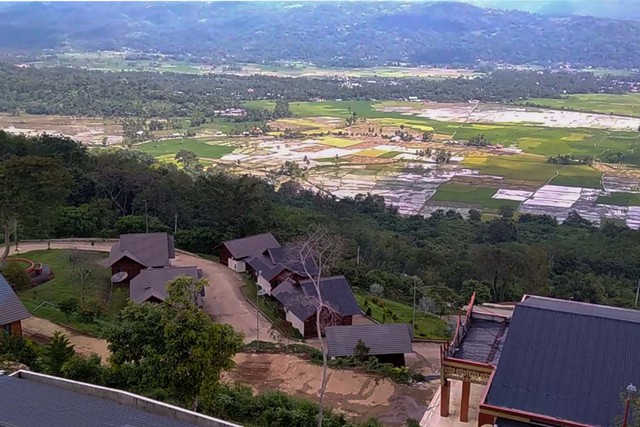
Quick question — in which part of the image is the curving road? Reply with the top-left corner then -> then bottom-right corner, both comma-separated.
10,240 -> 276,345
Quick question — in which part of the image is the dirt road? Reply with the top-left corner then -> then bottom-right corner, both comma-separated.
21,316 -> 111,360
11,240 -> 274,343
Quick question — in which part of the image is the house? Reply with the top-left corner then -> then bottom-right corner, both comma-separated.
0,273 -> 30,337
247,245 -> 319,294
1,370 -> 241,427
477,296 -> 640,427
105,233 -> 175,284
215,233 -> 280,273
129,266 -> 203,306
271,275 -> 361,338
325,323 -> 414,367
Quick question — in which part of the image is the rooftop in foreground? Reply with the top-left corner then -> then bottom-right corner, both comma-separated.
1,370 -> 240,427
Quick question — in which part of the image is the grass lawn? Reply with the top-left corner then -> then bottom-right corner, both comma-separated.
137,138 -> 234,159
429,183 -> 520,210
240,276 -> 298,339
15,249 -> 128,336
525,94 -> 640,117
354,293 -> 450,340
597,192 -> 640,206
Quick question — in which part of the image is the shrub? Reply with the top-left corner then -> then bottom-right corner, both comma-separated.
44,331 -> 75,376
61,354 -> 106,385
77,300 -> 105,323
0,333 -> 40,370
365,307 -> 372,316
58,297 -> 79,321
2,262 -> 31,290
369,283 -> 384,297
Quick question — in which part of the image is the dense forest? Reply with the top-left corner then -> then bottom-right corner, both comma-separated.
2,130 -> 640,311
0,64 -> 633,118
2,2 -> 640,68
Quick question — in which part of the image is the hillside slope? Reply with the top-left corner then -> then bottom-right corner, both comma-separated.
1,1 -> 640,68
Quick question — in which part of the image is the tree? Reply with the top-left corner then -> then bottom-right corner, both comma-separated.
353,338 -> 370,362
460,279 -> 492,305
175,150 -> 199,167
44,331 -> 76,376
273,100 -> 292,119
369,283 -> 384,297
468,209 -> 482,222
1,262 -> 31,290
58,297 -> 80,321
0,156 -> 71,267
291,228 -> 343,427
0,333 -> 39,370
105,276 -> 243,410
68,251 -> 95,303
498,205 -> 515,219
61,354 -> 106,385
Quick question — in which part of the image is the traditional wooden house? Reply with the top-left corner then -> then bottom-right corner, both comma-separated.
246,245 -> 318,295
129,266 -> 203,306
0,273 -> 30,337
271,275 -> 361,338
215,233 -> 281,272
105,233 -> 175,284
325,323 -> 414,367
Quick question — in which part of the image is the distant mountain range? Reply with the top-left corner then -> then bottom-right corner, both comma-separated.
468,0 -> 640,21
1,2 -> 639,68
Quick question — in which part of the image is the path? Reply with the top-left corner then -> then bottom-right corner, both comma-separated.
10,240 -> 275,343
21,316 -> 110,360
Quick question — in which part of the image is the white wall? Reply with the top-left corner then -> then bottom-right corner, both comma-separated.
257,275 -> 271,295
227,258 -> 246,273
286,310 -> 305,336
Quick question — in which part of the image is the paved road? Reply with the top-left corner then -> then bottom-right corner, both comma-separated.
10,240 -> 275,343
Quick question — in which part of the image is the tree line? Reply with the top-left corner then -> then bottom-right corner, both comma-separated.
2,130 -> 640,312
0,63 -> 634,118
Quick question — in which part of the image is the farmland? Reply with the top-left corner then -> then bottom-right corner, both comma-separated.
525,94 -> 640,117
137,138 -> 234,159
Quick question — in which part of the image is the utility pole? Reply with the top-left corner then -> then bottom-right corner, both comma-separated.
144,200 -> 148,233
356,246 -> 360,268
623,384 -> 637,427
635,279 -> 639,307
412,277 -> 417,331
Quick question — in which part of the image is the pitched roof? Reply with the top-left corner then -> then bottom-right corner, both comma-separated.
325,324 -> 413,357
267,246 -> 319,277
106,233 -> 175,268
221,233 -> 280,260
485,295 -> 640,426
1,371 -> 240,427
272,275 -> 361,321
0,273 -> 30,325
129,266 -> 202,303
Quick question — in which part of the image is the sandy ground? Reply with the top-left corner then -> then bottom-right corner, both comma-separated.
226,353 -> 436,426
420,381 -> 485,427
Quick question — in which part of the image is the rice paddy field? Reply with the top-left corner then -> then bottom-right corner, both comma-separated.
136,138 -> 235,159
526,94 -> 640,117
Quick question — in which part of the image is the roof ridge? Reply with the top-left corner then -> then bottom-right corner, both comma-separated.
520,296 -> 640,324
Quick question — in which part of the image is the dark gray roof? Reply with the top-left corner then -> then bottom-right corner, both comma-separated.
272,275 -> 361,320
0,374 -> 218,427
129,266 -> 201,303
495,418 -> 530,427
485,296 -> 640,426
267,246 -> 319,277
326,324 -> 413,357
0,273 -> 30,325
221,233 -> 280,260
452,318 -> 509,365
106,233 -> 175,268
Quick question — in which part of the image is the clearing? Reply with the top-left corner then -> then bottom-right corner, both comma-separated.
136,138 -> 235,159
525,93 -> 640,118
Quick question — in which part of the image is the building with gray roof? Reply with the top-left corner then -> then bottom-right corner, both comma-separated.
216,233 -> 280,272
0,273 -> 30,337
271,275 -> 361,338
1,370 -> 240,427
478,295 -> 640,427
105,233 -> 175,284
325,323 -> 414,366
129,266 -> 203,304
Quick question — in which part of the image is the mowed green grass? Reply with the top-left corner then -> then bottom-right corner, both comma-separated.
526,94 -> 640,117
137,138 -> 234,159
354,293 -> 450,340
429,183 -> 520,209
15,250 -> 128,336
597,192 -> 640,206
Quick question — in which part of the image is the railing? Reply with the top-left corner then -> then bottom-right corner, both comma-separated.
441,292 -> 476,359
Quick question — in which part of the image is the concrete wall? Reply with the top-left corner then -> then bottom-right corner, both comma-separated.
257,275 -> 271,295
286,310 -> 305,336
11,370 -> 242,427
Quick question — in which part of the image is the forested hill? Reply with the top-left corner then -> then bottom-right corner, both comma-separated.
2,1 -> 640,68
